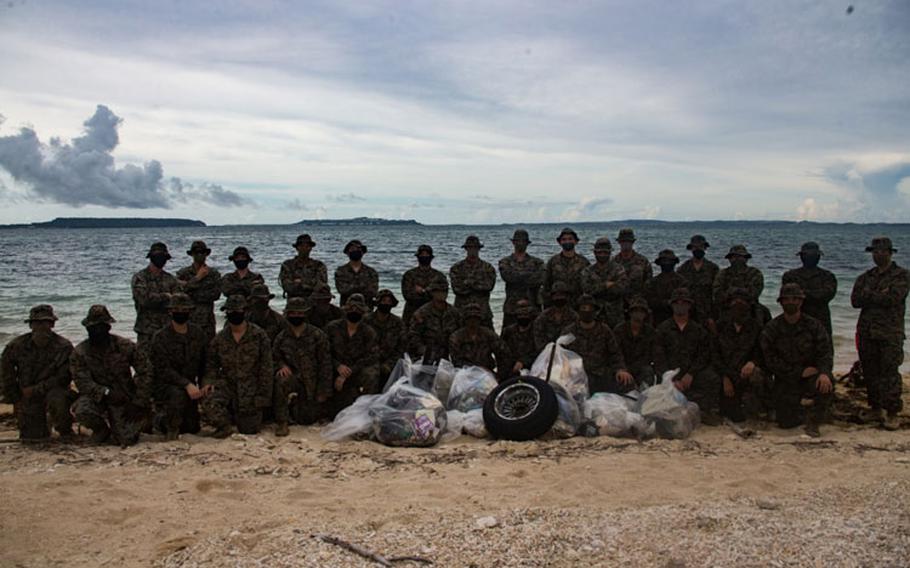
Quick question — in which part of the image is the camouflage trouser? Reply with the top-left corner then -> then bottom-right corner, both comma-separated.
14,387 -> 76,440
273,374 -> 328,425
858,335 -> 904,414
330,365 -> 380,419
683,368 -> 721,416
588,370 -> 638,396
72,397 -> 146,446
719,367 -> 771,422
201,383 -> 263,434
153,385 -> 201,434
773,373 -> 831,428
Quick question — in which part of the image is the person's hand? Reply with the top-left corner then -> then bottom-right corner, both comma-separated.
195,265 -> 209,280
740,361 -> 756,379
201,384 -> 214,397
415,285 -> 424,294
276,365 -> 293,379
185,383 -> 204,400
316,393 -> 329,403
801,367 -> 819,378
616,370 -> 634,386
337,365 -> 352,379
512,362 -> 524,374
723,376 -> 735,398
20,386 -> 35,399
675,373 -> 693,391
334,376 -> 346,392
816,374 -> 833,394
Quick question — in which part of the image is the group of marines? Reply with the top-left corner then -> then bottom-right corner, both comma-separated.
2,227 -> 907,443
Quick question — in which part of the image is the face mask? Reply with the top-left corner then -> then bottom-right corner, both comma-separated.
227,312 -> 245,325
594,252 -> 611,263
514,243 -> 527,253
552,298 -> 568,308
417,256 -> 433,266
730,257 -> 746,268
730,304 -> 749,323
287,316 -> 306,327
377,304 -> 393,314
692,249 -> 706,260
579,310 -> 596,323
251,300 -> 268,311
801,254 -> 820,268
658,263 -> 675,274
517,317 -> 532,327
348,251 -> 363,262
172,312 -> 190,324
346,312 -> 363,323
672,303 -> 690,318
781,302 -> 799,316
150,254 -> 168,269
31,328 -> 52,346
620,242 -> 633,253
873,252 -> 890,268
234,260 -> 250,270
560,242 -> 575,252
87,325 -> 111,345
630,311 -> 647,325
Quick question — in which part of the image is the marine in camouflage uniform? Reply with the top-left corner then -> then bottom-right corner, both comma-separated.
761,283 -> 834,437
533,281 -> 579,351
562,295 -> 631,394
308,283 -> 344,331
498,229 -> 545,328
613,228 -> 652,296
71,305 -> 152,445
401,244 -> 448,327
643,249 -> 686,326
149,294 -> 208,440
500,300 -> 539,376
713,288 -> 768,423
364,289 -> 407,383
408,280 -> 462,362
449,235 -> 497,329
326,294 -> 380,415
850,236 -> 909,430
247,284 -> 290,343
1,305 -> 76,440
132,242 -> 178,346
542,227 -> 590,309
612,297 -> 656,389
279,234 -> 329,300
580,237 -> 629,328
677,235 -> 719,330
653,288 -> 720,423
221,246 -> 265,298
449,304 -> 510,380
335,239 -> 379,307
272,297 -> 333,431
782,242 -> 837,350
202,295 -> 274,437
175,240 -> 222,340
713,244 -> 765,322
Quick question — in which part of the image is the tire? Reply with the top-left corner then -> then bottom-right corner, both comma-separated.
483,376 -> 559,441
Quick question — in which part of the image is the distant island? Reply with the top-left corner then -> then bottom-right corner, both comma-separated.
0,217 -> 206,229
294,217 -> 421,226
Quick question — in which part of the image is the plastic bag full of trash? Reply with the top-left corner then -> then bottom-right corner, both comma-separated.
635,369 -> 700,439
321,393 -> 382,442
462,408 -> 488,438
381,354 -> 455,399
447,366 -> 498,412
583,392 -> 652,438
529,335 -> 590,404
370,379 -> 448,447
542,381 -> 582,439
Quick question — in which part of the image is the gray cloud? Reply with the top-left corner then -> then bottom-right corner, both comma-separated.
284,198 -> 311,211
327,191 -> 366,203
0,105 -> 247,209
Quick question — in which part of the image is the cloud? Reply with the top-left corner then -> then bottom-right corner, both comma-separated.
563,196 -> 614,220
284,198 -> 311,211
820,157 -> 910,220
327,191 -> 366,203
0,105 -> 248,209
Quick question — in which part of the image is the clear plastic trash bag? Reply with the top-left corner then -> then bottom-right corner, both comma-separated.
583,392 -> 652,438
543,382 -> 581,439
530,334 -> 590,405
321,393 -> 382,442
635,369 -> 700,439
370,380 -> 448,447
447,366 -> 498,412
462,408 -> 488,438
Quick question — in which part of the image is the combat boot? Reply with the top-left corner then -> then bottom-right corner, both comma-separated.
883,413 -> 901,431
804,417 -> 821,438
275,422 -> 290,437
89,425 -> 111,445
860,407 -> 884,424
211,425 -> 232,439
165,428 -> 180,441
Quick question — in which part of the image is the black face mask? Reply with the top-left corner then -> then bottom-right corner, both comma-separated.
287,316 -> 307,327
552,298 -> 568,308
346,312 -> 363,323
781,303 -> 799,316
234,260 -> 250,270
227,312 -> 245,325
560,242 -> 575,252
692,249 -> 706,260
172,312 -> 190,324
348,251 -> 363,262
801,254 -> 820,269
730,257 -> 746,268
417,256 -> 432,266
377,304 -> 393,314
150,254 -> 168,269
672,303 -> 690,318
579,311 -> 596,323
517,317 -> 532,327
730,304 -> 749,323
87,325 -> 111,346
658,263 -> 675,274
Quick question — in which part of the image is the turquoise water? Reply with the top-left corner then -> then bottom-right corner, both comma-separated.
1,221 -> 907,371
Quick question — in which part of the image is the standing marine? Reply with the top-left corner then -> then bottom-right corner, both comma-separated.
533,281 -> 579,351
221,246 -> 265,298
247,283 -> 290,343
580,237 -> 629,328
449,235 -> 497,328
408,280 -> 461,362
677,234 -> 719,332
401,244 -> 448,327
175,240 -> 222,340
308,283 -> 344,331
713,244 -> 765,322
613,228 -> 652,296
542,227 -> 589,308
279,234 -> 328,300
132,242 -> 178,346
363,289 -> 407,382
498,229 -> 545,328
335,239 -> 379,307
643,249 -> 686,326
782,242 -> 837,349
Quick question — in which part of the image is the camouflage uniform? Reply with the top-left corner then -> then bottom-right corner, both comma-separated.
563,319 -> 628,394
761,285 -> 833,429
175,241 -> 222,340
449,305 -> 510,378
500,301 -> 539,374
677,260 -> 720,325
653,289 -> 719,416
581,238 -> 629,328
533,282 -> 579,351
498,230 -> 545,327
363,290 -> 407,381
272,298 -> 333,425
71,306 -> 152,446
613,228 -> 652,295
401,245 -> 448,327
308,284 -> 344,331
335,239 -> 379,306
279,235 -> 329,300
202,296 -> 274,434
713,245 -> 764,320
713,294 -> 767,422
247,284 -> 290,343
643,250 -> 686,326
132,243 -> 179,345
782,242 -> 837,347
408,282 -> 462,362
326,295 -> 380,413
450,236 -> 497,328
149,316 -> 207,435
1,305 -> 75,440
612,298 -> 656,387
543,251 -> 590,308
851,237 -> 909,415
221,246 -> 265,298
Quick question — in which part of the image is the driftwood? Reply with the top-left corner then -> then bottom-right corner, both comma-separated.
313,533 -> 433,566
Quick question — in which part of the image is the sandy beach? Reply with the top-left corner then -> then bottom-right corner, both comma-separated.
1,380 -> 909,568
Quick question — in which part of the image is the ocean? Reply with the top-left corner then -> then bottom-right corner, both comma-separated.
1,221 -> 907,372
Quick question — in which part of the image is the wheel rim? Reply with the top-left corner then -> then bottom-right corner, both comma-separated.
493,382 -> 541,421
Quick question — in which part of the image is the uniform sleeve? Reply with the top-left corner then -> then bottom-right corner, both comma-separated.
867,269 -> 910,307
712,331 -> 738,380
475,263 -> 496,293
407,314 -> 427,360
580,267 -> 606,297
760,324 -> 789,379
541,258 -> 555,301
334,266 -> 353,299
279,261 -> 294,295
604,328 -> 627,377
817,271 -> 838,304
449,264 -> 471,296
652,327 -> 669,376
498,257 -> 517,284
188,270 -> 222,304
1,342 -> 20,403
151,333 -> 190,388
712,271 -> 727,313
448,332 -> 464,368
366,267 -> 380,301
71,348 -> 106,403
493,333 -> 512,380
533,316 -> 549,353
128,341 -> 153,407
34,341 -> 74,397
132,271 -> 168,309
315,331 -> 334,399
351,328 -> 380,375
850,273 -> 868,309
748,268 -> 764,301
256,331 -> 274,408
202,338 -> 220,387
814,321 -> 834,376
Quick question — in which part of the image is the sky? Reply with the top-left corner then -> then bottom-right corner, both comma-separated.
0,0 -> 908,225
